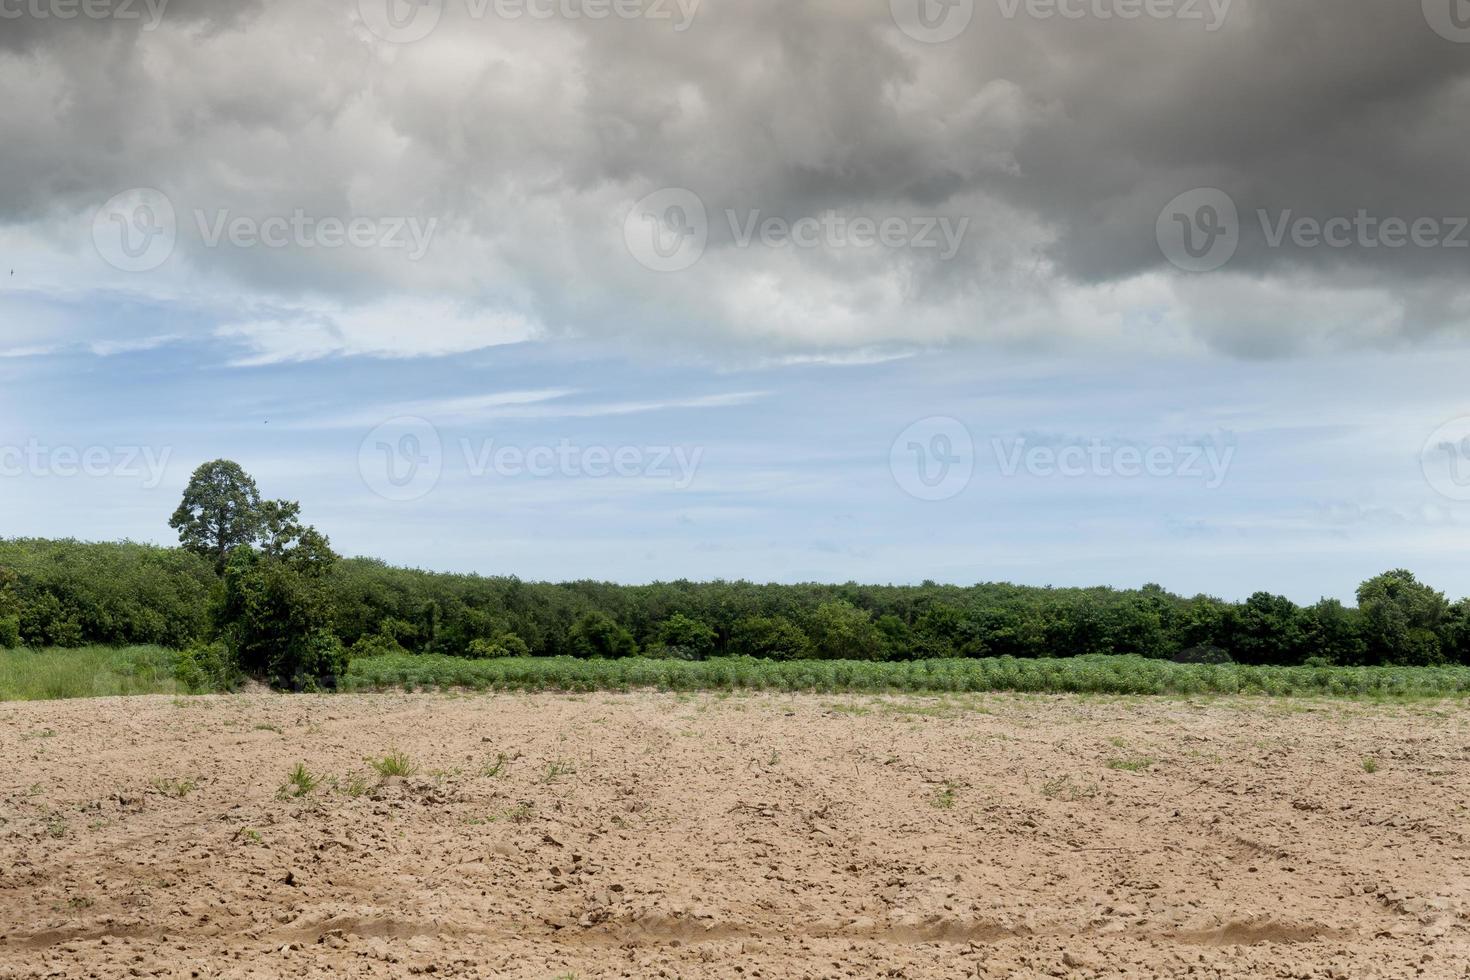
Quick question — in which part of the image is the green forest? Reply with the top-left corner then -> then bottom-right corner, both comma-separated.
2,460 -> 1468,690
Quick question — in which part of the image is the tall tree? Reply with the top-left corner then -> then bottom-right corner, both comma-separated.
169,460 -> 264,573
1356,569 -> 1449,665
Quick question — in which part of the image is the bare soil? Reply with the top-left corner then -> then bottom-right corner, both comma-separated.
2,691 -> 1468,978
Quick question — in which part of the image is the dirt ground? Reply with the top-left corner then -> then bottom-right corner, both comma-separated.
1,692 -> 1468,979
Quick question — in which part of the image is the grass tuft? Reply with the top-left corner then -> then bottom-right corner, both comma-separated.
1105,757 -> 1155,772
150,777 -> 198,799
1041,775 -> 1098,800
932,780 -> 960,809
370,752 -> 417,778
278,763 -> 320,799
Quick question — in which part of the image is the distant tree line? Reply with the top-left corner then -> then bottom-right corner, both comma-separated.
2,460 -> 1469,686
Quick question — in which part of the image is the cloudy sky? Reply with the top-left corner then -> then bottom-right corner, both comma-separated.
3,0 -> 1470,602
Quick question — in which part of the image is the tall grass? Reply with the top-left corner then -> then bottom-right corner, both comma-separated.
343,653 -> 1470,699
0,645 -> 188,701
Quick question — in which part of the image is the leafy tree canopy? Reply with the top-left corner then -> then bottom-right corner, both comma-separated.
169,460 -> 264,573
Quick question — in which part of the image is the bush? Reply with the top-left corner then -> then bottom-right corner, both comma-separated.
349,632 -> 408,660
277,629 -> 349,691
172,641 -> 241,693
0,616 -> 19,650
467,632 -> 531,658
651,614 -> 717,661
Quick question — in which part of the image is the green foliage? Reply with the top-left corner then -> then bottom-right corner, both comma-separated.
467,632 -> 531,659
805,601 -> 883,661
1357,570 -> 1449,665
0,540 -> 212,649
1227,592 -> 1307,665
1442,599 -> 1470,664
220,542 -> 344,690
729,615 -> 811,660
650,613 -> 718,660
349,631 -> 409,660
283,629 -> 349,692
1302,598 -> 1367,666
0,566 -> 18,648
0,616 -> 19,650
172,640 -> 241,693
6,523 -> 1470,675
568,611 -> 638,658
169,460 -> 264,574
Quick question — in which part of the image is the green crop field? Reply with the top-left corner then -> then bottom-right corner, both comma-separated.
341,652 -> 1470,699
8,648 -> 1470,702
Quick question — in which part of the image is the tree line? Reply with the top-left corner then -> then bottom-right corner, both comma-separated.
2,460 -> 1467,687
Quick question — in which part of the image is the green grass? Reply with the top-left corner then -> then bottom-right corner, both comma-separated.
278,763 -> 320,799
342,653 -> 1470,699
1105,756 -> 1156,772
932,780 -> 960,809
0,645 -> 190,701
150,777 -> 198,798
370,751 -> 416,777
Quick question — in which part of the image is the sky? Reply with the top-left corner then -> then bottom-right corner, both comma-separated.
2,0 -> 1470,603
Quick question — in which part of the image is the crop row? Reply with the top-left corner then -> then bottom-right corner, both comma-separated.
342,653 -> 1470,698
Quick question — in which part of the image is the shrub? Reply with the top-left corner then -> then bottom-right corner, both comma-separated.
650,614 -> 718,661
0,615 -> 19,650
277,629 -> 349,692
172,640 -> 241,693
349,632 -> 408,660
467,632 -> 531,659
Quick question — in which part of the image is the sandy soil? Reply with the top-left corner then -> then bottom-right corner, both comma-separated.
1,691 -> 1468,979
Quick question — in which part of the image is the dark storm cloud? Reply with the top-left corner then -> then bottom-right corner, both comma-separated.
2,0 -> 1468,355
